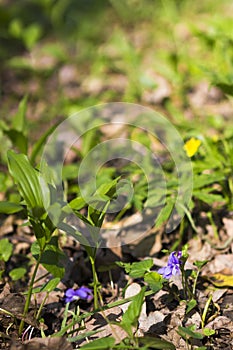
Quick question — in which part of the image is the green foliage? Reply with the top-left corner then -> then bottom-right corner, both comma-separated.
144,272 -> 163,293
1,1 -> 233,346
0,238 -> 13,262
2,96 -> 28,154
40,277 -> 60,293
7,151 -> 44,210
9,267 -> 27,281
80,337 -> 115,350
120,287 -> 146,337
0,201 -> 23,214
186,299 -> 197,314
31,237 -> 65,278
138,337 -> 176,350
177,325 -> 204,340
117,259 -> 153,279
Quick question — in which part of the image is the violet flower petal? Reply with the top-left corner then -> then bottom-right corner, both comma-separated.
65,287 -> 93,303
158,251 -> 182,279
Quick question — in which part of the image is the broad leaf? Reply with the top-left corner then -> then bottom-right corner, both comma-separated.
30,123 -> 59,164
4,130 -> 28,154
155,199 -> 175,228
40,277 -> 60,292
177,326 -> 204,340
0,201 -> 23,214
0,238 -> 13,262
9,267 -> 27,281
121,287 -> 146,336
186,299 -> 197,314
12,95 -> 28,133
7,151 -> 44,210
117,259 -> 153,278
80,336 -> 115,349
139,336 -> 175,349
31,237 -> 66,278
144,271 -> 163,293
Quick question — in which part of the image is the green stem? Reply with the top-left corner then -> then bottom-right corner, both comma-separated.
201,294 -> 212,328
19,252 -> 42,335
172,218 -> 185,251
206,212 -> 218,240
180,264 -> 192,301
228,176 -> 233,209
36,292 -> 49,321
89,255 -> 99,309
192,270 -> 200,297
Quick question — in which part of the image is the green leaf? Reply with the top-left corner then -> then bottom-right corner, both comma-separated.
68,330 -> 101,343
0,238 -> 13,262
215,82 -> 233,96
0,201 -> 23,214
7,151 -> 44,210
193,190 -> 225,205
9,267 -> 26,281
96,176 -> 121,198
202,328 -> 215,336
4,130 -> 28,154
69,197 -> 87,211
62,164 -> 79,181
186,299 -> 197,314
30,123 -> 59,164
144,271 -> 163,293
23,24 -> 42,50
194,260 -> 209,269
31,237 -> 65,278
40,277 -> 60,293
155,199 -> 175,228
80,336 -> 115,349
9,18 -> 23,38
121,287 -> 146,335
139,336 -> 176,349
193,173 -> 225,189
177,326 -> 204,340
117,259 -> 153,278
12,95 -> 28,133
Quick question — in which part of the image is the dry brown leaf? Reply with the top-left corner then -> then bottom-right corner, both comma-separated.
188,237 -> 213,263
203,254 -> 233,275
223,217 -> 233,238
84,306 -> 127,344
10,337 -> 73,350
205,316 -> 233,332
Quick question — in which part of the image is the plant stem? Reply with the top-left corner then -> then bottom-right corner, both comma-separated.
89,255 -> 99,309
36,292 -> 49,320
201,294 -> 212,328
19,253 -> 42,336
192,269 -> 200,297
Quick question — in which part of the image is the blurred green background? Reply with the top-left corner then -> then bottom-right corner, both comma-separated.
0,0 -> 232,134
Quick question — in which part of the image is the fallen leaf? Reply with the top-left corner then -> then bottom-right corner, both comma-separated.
208,273 -> 233,287
10,337 -> 73,350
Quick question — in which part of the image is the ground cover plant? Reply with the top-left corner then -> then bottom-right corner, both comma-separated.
0,1 -> 233,349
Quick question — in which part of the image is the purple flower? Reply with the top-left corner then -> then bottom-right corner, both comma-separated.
65,286 -> 93,303
158,251 -> 182,279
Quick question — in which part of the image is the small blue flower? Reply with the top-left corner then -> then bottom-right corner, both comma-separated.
158,251 -> 182,279
65,286 -> 93,303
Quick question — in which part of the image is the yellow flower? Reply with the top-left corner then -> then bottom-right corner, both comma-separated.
183,137 -> 201,157
212,134 -> 219,142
